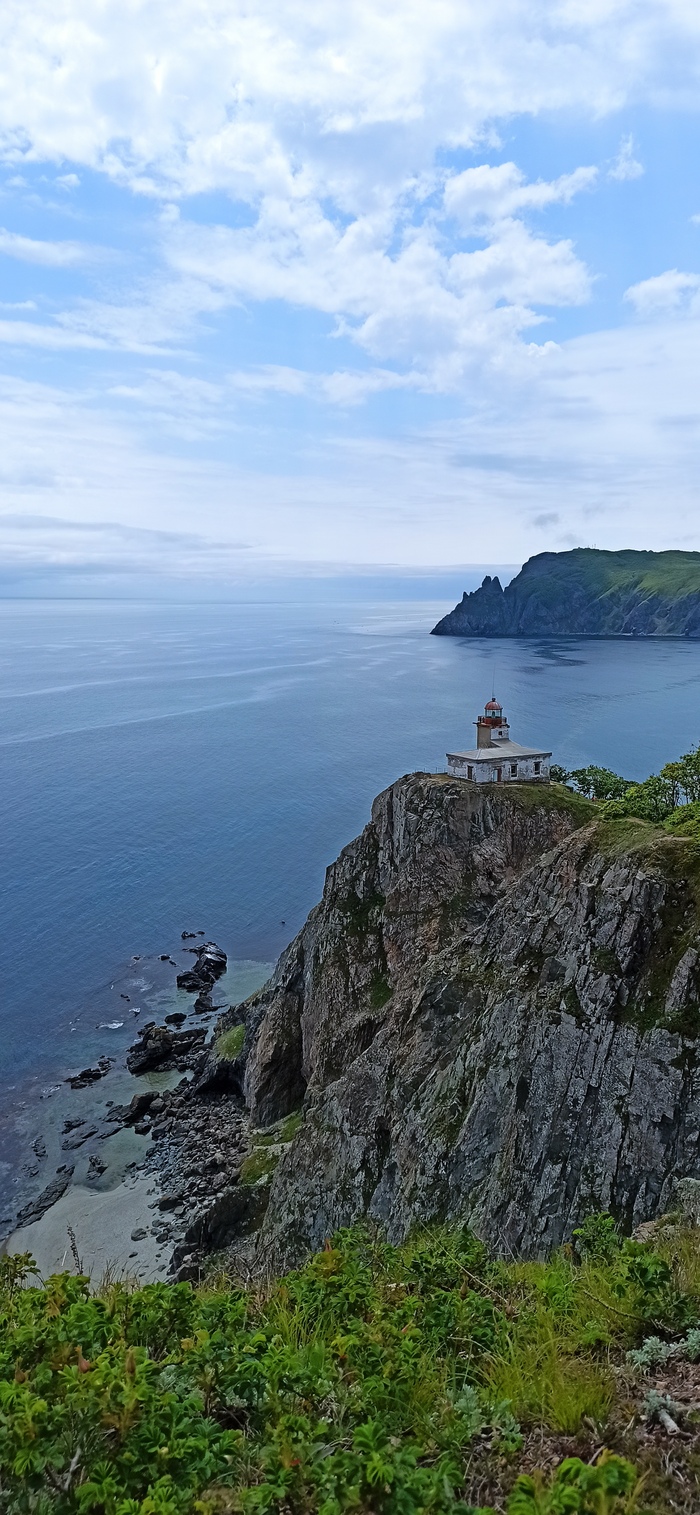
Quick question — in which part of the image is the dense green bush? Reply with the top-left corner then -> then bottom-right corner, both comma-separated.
2,1221 -> 692,1513
565,768 -> 632,802
557,744 -> 700,829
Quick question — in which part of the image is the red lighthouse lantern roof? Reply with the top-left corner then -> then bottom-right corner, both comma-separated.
484,698 -> 502,712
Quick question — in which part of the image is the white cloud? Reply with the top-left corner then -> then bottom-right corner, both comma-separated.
0,512 -> 253,585
109,362 -> 415,419
608,133 -> 644,181
0,0 -> 687,395
2,314 -> 700,571
164,196 -> 592,388
624,268 -> 700,314
0,319 -> 109,348
0,2 -> 697,570
0,227 -> 96,264
444,163 -> 597,228
0,2 -> 697,201
53,273 -> 230,351
225,364 -> 417,405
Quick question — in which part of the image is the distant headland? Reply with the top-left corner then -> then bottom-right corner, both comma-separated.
432,547 -> 700,638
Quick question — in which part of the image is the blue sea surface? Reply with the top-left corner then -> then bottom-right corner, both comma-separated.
2,597 -> 700,1114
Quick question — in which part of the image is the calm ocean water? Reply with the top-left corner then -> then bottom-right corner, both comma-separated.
3,597 -> 700,1110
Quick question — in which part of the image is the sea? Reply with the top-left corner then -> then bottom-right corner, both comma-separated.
3,596 -> 700,1221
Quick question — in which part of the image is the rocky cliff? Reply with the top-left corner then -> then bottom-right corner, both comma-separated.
187,773 -> 700,1272
432,548 -> 700,637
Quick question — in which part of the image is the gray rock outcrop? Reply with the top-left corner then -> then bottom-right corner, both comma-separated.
214,774 -> 700,1267
126,1021 -> 207,1073
176,942 -> 227,994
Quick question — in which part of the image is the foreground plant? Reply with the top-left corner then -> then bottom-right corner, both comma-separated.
1,1221 -> 697,1513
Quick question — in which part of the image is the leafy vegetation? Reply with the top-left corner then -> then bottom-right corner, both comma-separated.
564,768 -> 632,802
5,1219 -> 700,1514
558,745 -> 700,832
338,890 -> 386,937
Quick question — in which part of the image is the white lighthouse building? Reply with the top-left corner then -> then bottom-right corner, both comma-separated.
446,698 -> 552,784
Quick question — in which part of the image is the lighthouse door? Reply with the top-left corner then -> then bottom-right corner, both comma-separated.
496,766 -> 502,782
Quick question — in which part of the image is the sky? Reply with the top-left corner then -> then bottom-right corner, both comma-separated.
1,0 -> 700,593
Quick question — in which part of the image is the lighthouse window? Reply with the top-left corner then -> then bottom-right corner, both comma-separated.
534,761 -> 541,775
510,763 -> 518,777
467,765 -> 474,780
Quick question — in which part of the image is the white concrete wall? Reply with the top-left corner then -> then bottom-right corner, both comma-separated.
446,754 -> 551,783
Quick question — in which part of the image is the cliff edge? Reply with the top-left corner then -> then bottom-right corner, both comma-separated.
188,773 -> 700,1272
432,548 -> 700,637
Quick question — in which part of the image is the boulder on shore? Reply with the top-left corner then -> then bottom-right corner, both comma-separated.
176,942 -> 227,994
126,1022 -> 206,1074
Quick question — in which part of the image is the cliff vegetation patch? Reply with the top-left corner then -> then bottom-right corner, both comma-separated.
215,1025 -> 246,1062
5,1219 -> 700,1513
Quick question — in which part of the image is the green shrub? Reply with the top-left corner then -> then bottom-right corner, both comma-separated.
573,1212 -> 621,1263
4,1216 -> 686,1513
663,800 -> 700,840
507,1450 -> 638,1514
369,973 -> 392,1009
568,767 -> 631,801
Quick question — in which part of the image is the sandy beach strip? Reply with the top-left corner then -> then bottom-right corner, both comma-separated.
6,1174 -> 168,1283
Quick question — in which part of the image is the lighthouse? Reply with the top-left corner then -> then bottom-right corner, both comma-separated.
446,697 -> 552,784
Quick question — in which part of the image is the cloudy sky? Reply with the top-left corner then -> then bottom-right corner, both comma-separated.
1,0 -> 700,590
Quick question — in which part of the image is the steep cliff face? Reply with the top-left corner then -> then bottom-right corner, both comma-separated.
238,775 -> 588,1128
432,548 -> 700,637
201,775 -> 700,1268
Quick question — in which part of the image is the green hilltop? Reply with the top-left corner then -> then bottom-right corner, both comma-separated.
432,548 -> 700,637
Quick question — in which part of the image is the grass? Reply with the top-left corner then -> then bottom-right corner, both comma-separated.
237,1112 -> 303,1184
428,772 -> 597,823
4,1220 -> 700,1513
239,1147 -> 279,1185
215,1022 -> 246,1061
278,1108 -> 303,1143
369,972 -> 392,1009
517,549 -> 700,603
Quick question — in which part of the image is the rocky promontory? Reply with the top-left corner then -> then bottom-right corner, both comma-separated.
168,772 -> 700,1277
432,547 -> 700,637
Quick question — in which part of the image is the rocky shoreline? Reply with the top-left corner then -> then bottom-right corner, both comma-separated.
4,943 -> 269,1283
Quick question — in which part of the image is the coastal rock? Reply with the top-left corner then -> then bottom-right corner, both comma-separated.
194,772 -> 700,1269
176,942 -> 227,994
126,1022 -> 206,1073
16,1166 -> 74,1227
121,1090 -> 159,1124
66,1056 -> 112,1090
61,1124 -> 98,1150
